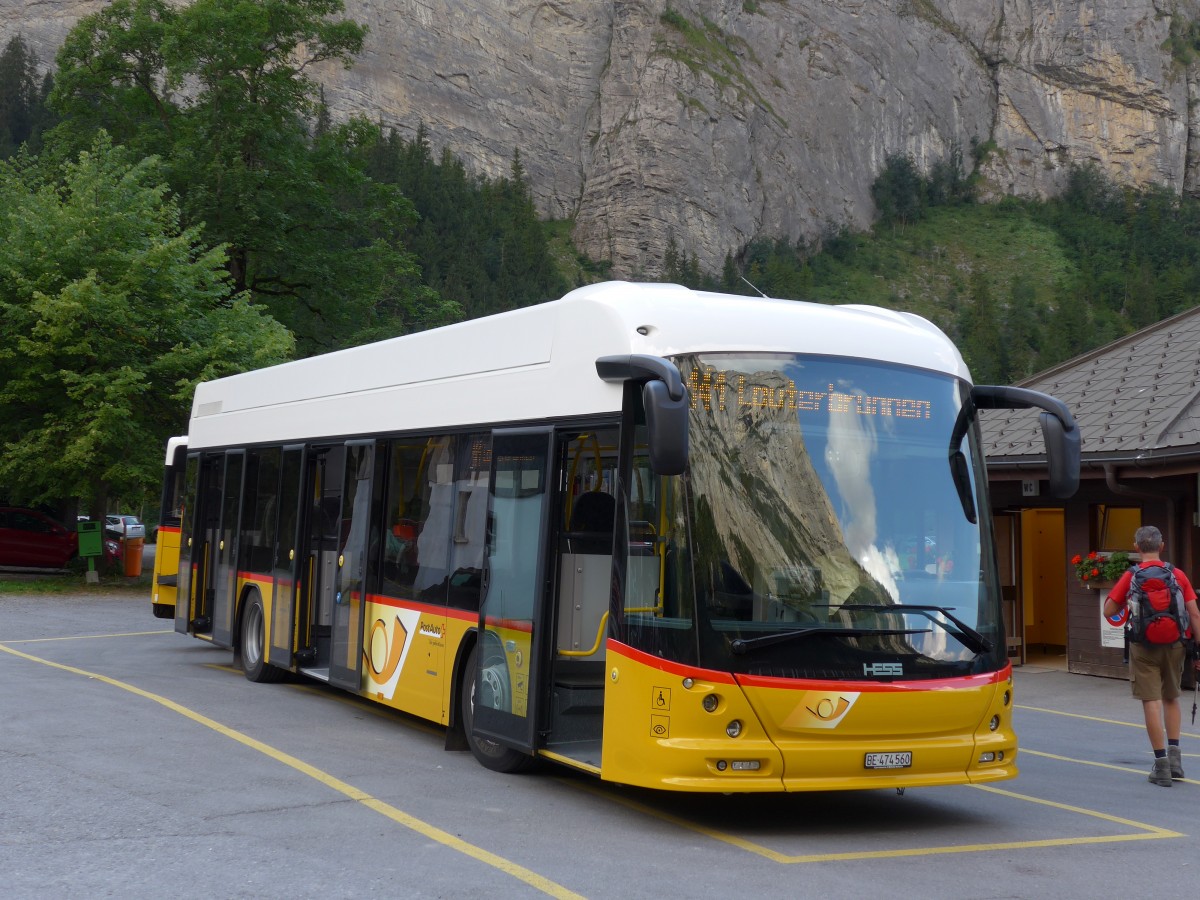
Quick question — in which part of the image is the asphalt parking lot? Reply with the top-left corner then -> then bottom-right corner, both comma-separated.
3,589 -> 1200,899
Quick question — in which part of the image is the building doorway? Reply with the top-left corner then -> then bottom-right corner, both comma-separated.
1020,508 -> 1067,667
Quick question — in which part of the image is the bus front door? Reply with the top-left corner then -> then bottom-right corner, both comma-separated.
472,429 -> 555,755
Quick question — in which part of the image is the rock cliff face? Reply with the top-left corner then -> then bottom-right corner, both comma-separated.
4,0 -> 1198,278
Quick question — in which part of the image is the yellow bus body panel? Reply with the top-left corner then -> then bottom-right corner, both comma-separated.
601,641 -> 1016,792
151,525 -> 180,616
358,597 -> 458,723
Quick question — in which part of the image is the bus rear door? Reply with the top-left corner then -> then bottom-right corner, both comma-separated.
268,445 -> 306,667
175,453 -> 201,636
210,450 -> 245,647
329,440 -> 377,691
177,452 -> 239,641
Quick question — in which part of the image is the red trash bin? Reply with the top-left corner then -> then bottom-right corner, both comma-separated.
123,537 -> 145,577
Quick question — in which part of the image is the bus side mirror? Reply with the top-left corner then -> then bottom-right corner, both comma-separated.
1040,411 -> 1081,499
644,379 -> 688,476
971,384 -> 1080,500
596,354 -> 690,476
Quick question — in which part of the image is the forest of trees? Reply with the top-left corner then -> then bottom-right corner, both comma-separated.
4,0 -> 1200,511
0,0 -> 566,513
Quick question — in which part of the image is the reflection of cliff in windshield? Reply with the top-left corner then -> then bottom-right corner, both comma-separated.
682,359 -> 894,619
677,353 -> 989,669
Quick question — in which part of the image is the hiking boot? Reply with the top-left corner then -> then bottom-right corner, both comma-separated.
1149,756 -> 1173,786
1169,746 -> 1185,779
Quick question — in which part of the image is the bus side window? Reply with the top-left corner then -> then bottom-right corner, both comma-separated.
445,432 -> 490,612
380,436 -> 455,603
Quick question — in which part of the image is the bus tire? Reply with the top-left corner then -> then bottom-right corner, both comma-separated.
240,590 -> 284,684
461,642 -> 536,774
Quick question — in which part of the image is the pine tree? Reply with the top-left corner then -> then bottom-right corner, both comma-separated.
0,35 -> 53,158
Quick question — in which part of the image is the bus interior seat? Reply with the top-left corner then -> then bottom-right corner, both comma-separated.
568,491 -> 615,554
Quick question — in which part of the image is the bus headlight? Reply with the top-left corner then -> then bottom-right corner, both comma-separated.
726,719 -> 743,738
989,714 -> 1000,731
702,694 -> 719,713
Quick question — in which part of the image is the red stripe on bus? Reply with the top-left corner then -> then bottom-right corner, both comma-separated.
607,642 -> 738,685
361,595 -> 477,624
609,641 -> 1010,692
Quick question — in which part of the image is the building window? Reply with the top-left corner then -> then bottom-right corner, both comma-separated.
1094,505 -> 1140,551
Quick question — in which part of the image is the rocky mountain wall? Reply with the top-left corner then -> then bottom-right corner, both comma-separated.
4,0 -> 1197,278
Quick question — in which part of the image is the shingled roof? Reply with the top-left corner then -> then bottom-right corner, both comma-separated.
981,306 -> 1200,467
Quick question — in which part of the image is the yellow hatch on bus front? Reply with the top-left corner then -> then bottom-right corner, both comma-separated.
735,670 -> 1017,790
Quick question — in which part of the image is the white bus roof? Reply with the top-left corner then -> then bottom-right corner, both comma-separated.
185,281 -> 968,451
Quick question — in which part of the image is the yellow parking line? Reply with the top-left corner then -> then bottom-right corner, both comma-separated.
565,776 -> 1180,864
0,642 -> 583,900
1021,746 -> 1200,780
1,630 -> 173,644
1018,703 -> 1200,739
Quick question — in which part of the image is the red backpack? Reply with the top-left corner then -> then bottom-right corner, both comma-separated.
1126,562 -> 1188,645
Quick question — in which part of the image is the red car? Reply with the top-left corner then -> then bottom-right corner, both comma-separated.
0,507 -> 79,568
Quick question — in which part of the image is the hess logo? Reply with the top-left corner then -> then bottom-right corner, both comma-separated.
864,662 -> 903,676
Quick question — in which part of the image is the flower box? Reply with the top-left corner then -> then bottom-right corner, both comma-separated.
1071,550 -> 1132,587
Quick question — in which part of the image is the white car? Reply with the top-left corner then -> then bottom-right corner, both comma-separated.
105,514 -> 146,540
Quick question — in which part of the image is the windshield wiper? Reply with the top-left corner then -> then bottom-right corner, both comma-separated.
839,603 -> 993,655
730,626 -> 930,655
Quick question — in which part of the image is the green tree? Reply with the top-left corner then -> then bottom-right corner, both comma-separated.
0,35 -> 56,158
871,154 -> 924,227
50,0 -> 446,354
362,127 -> 565,319
957,271 -> 1003,383
0,134 -> 293,515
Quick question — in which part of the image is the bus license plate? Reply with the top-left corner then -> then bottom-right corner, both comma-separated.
864,752 -> 912,769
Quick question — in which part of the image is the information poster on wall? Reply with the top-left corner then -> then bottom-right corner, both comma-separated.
1100,588 -> 1128,649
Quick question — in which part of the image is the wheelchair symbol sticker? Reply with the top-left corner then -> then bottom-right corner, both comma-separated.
652,686 -> 671,710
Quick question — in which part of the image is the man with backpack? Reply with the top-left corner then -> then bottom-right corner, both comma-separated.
1103,525 -> 1200,786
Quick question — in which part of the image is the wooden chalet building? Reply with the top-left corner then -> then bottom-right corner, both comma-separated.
981,307 -> 1200,677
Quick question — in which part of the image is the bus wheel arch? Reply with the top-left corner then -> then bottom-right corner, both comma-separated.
238,588 -> 284,684
444,632 -> 476,751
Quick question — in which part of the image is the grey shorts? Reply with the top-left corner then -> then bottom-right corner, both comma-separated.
1128,641 -> 1186,701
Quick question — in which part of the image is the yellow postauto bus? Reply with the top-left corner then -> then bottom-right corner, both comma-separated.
151,281 -> 1079,792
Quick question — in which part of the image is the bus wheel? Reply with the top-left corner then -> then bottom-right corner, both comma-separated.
240,591 -> 284,684
461,642 -> 535,774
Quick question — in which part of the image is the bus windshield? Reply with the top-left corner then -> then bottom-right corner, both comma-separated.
669,352 -> 1002,681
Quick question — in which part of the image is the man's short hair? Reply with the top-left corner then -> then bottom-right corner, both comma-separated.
1135,525 -> 1164,553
